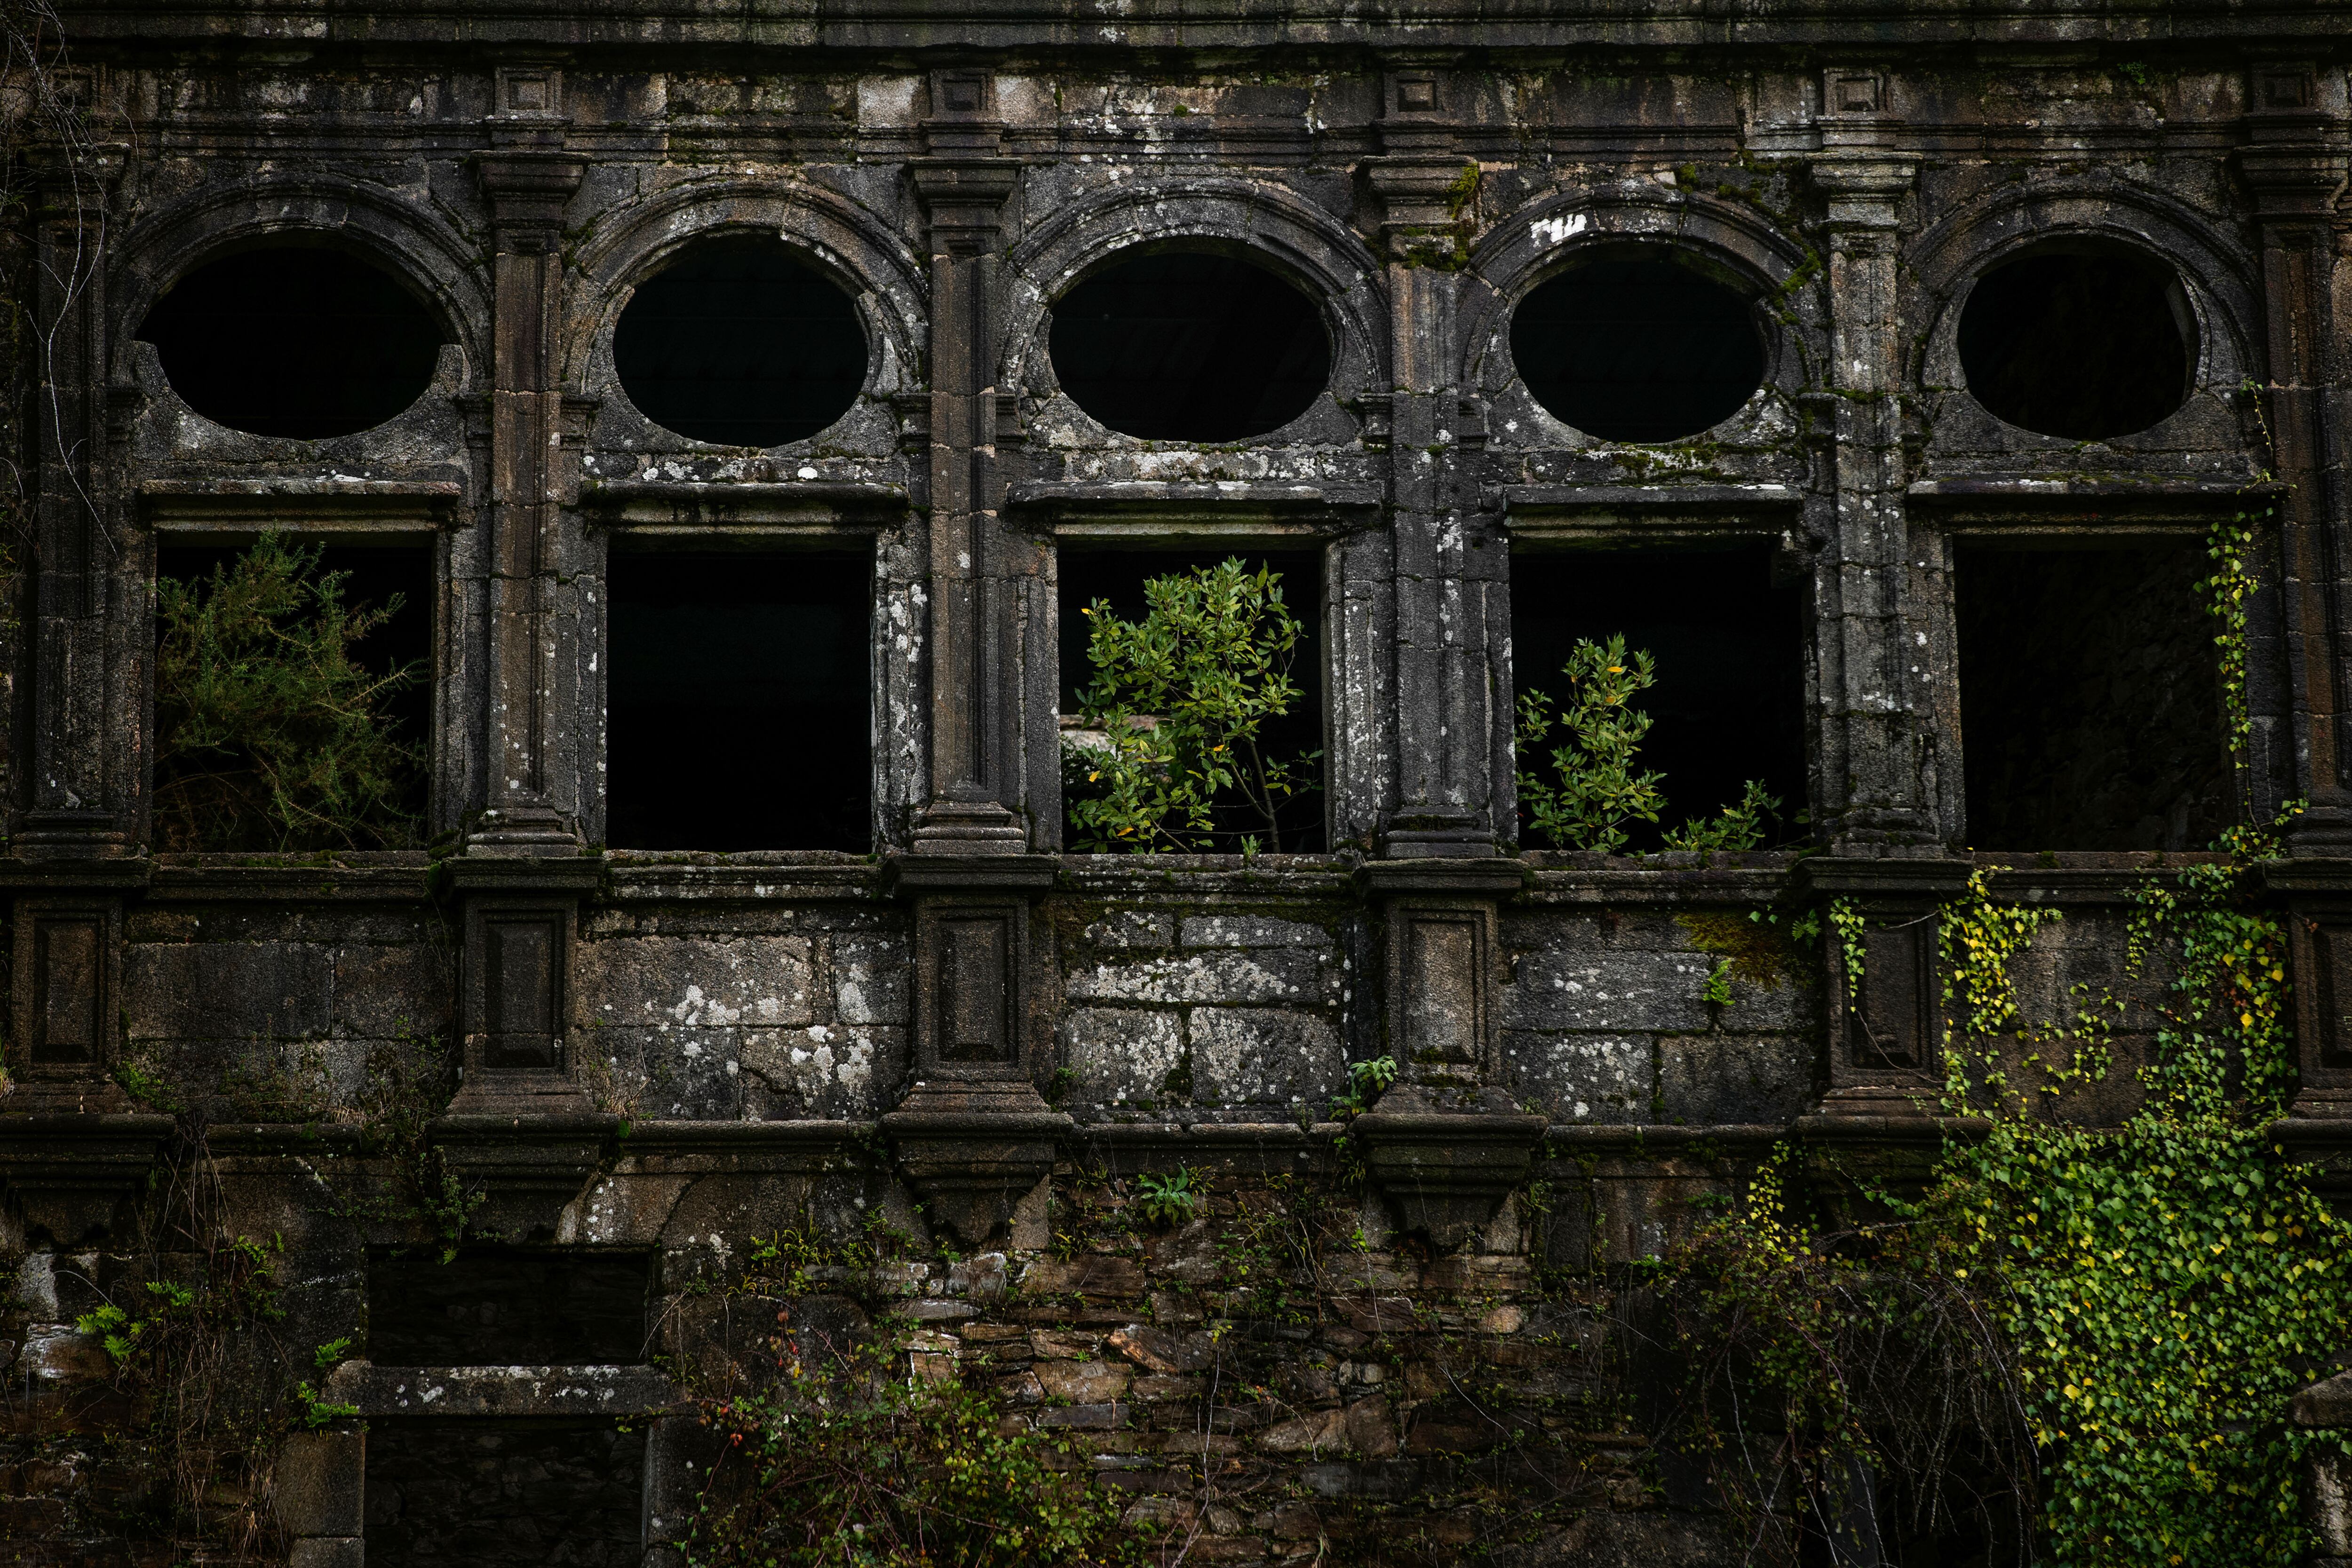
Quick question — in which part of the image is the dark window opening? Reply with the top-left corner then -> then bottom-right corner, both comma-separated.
1957,245 -> 2194,441
368,1249 -> 651,1365
1510,547 -> 1806,853
607,550 -> 871,852
136,246 -> 446,439
1048,249 -> 1332,443
365,1420 -> 645,1568
1058,548 -> 1325,853
1957,545 -> 2229,851
613,236 -> 866,446
1511,251 -> 1766,443
153,540 -> 432,852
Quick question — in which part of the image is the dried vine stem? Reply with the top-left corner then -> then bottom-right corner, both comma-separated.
3,0 -> 116,564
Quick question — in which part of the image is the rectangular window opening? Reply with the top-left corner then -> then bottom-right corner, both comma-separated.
154,539 -> 433,853
367,1248 -> 652,1366
364,1419 -> 646,1568
1510,545 -> 1806,853
1956,542 -> 2230,851
607,548 -> 872,851
1057,546 -> 1327,854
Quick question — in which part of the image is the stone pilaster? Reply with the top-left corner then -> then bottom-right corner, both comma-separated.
1364,63 -> 1503,858
19,141 -> 130,859
469,64 -> 587,853
1809,129 -> 1939,852
908,69 -> 1036,856
1351,859 -> 1544,1250
888,71 -> 1067,1248
2240,63 -> 2352,855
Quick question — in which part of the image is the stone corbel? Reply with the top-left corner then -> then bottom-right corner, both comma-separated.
881,855 -> 1067,1249
1350,859 -> 1545,1250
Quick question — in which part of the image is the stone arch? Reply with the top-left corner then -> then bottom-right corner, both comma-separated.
107,174 -> 489,391
564,178 -> 927,451
1002,178 -> 1390,438
1906,176 -> 2261,448
1460,183 -> 1822,447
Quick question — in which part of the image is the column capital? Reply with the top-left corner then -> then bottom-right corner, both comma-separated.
473,147 -> 586,253
1810,154 -> 1919,234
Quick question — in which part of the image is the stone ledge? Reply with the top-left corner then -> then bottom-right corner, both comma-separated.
618,1118 -> 876,1174
599,853 -> 884,903
326,1362 -> 679,1418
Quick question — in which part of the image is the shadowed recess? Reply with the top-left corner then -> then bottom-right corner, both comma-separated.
1958,545 -> 2229,851
1049,249 -> 1332,442
1958,245 -> 2194,441
607,551 -> 871,852
1511,253 -> 1765,443
137,246 -> 446,439
366,1421 -> 645,1568
1058,548 -> 1326,852
368,1249 -> 652,1365
614,236 -> 867,446
1510,546 -> 1806,851
153,541 -> 432,843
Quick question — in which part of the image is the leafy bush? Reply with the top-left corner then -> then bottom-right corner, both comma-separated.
685,1308 -> 1132,1567
153,531 -> 422,852
1660,830 -> 2352,1568
1063,558 -> 1319,853
1514,633 -> 1776,852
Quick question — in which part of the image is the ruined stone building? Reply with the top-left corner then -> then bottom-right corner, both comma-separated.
1,0 -> 2350,1564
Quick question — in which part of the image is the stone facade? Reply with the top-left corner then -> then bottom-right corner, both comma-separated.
1,1 -> 2351,1563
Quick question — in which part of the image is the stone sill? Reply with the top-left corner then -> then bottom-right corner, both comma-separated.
326,1361 -> 678,1418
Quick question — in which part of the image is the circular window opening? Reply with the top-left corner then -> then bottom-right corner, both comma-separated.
615,236 -> 867,447
1049,248 -> 1332,442
1957,245 -> 2195,441
136,245 -> 447,440
1511,251 -> 1766,443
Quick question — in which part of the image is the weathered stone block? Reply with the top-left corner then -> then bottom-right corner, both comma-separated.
832,933 -> 911,1025
1024,1256 -> 1146,1297
1503,1031 -> 1654,1122
1109,1323 -> 1217,1373
742,1024 -> 904,1117
1179,915 -> 1329,950
581,935 -> 817,1030
1034,1359 -> 1131,1401
1057,1006 -> 1184,1107
1503,949 -> 1710,1034
1189,1007 -> 1345,1109
127,942 -> 333,1041
1068,950 -> 1327,1007
329,943 -> 455,1039
1082,910 -> 1176,950
1657,1033 -> 1814,1124
274,1431 -> 363,1537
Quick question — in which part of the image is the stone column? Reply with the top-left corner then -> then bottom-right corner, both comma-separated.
884,71 -> 1068,1249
